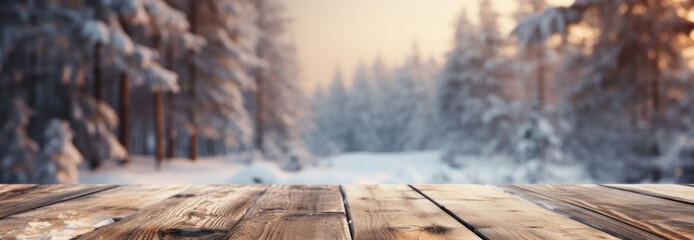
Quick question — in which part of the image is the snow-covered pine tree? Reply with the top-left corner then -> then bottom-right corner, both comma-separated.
345,61 -> 382,151
389,45 -> 440,151
513,0 -> 694,181
514,0 -> 548,19
0,0 -> 189,171
0,98 -> 39,183
437,4 -> 516,164
404,56 -> 441,150
515,105 -> 563,182
121,0 -> 203,165
511,0 -> 564,179
369,57 -> 401,152
478,0 -> 504,56
36,119 -> 83,184
367,56 -> 396,151
310,51 -> 439,154
512,0 -> 551,104
323,69 -> 351,152
306,85 -> 341,156
168,0 -> 261,158
76,0 -> 189,168
252,0 -> 311,170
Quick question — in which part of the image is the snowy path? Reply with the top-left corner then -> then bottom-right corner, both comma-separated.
80,151 -> 595,184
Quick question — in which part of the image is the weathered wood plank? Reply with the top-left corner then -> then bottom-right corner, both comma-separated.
0,185 -> 191,239
413,184 -> 615,240
225,185 -> 350,240
343,184 -> 480,240
0,184 -> 35,195
497,185 -> 665,240
0,184 -> 116,219
604,184 -> 694,205
519,184 -> 694,239
76,185 -> 268,239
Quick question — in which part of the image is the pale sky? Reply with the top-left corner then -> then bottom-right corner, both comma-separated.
279,0 -> 572,92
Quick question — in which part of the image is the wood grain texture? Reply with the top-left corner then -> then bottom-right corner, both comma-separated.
519,184 -> 694,239
0,184 -> 35,195
343,184 -> 480,240
497,185 -> 665,240
225,185 -> 350,240
413,185 -> 615,240
604,184 -> 694,205
0,184 -> 690,239
0,185 -> 191,239
0,184 -> 116,219
76,185 -> 268,239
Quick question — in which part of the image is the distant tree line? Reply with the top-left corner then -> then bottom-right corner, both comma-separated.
0,0 -> 309,183
308,0 -> 694,183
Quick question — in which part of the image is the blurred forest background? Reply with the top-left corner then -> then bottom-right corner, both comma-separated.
3,0 -> 694,184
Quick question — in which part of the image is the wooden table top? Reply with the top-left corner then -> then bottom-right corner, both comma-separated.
0,184 -> 692,239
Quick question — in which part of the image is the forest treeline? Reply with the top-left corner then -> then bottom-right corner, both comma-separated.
0,0 -> 308,183
4,0 -> 694,184
308,0 -> 694,183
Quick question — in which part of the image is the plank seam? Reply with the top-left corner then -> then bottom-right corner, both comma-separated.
0,185 -> 120,220
516,185 -> 673,240
338,185 -> 354,240
493,185 -> 634,240
600,185 -> 694,207
408,185 -> 490,240
226,188 -> 268,234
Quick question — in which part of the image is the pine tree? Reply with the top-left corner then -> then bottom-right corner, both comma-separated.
513,0 -> 694,181
0,98 -> 39,183
306,85 -> 340,156
402,56 -> 440,150
126,0 -> 203,165
511,0 -> 563,177
252,0 -> 311,170
76,0 -> 187,168
369,56 -> 396,151
389,45 -> 440,151
326,69 -> 352,151
346,61 -> 381,151
513,0 -> 549,23
437,6 -> 515,163
0,0 -> 191,172
171,0 -> 261,155
37,119 -> 84,184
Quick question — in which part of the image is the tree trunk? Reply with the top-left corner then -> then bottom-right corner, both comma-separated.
255,74 -> 264,153
535,45 -> 545,110
90,42 -> 103,169
155,89 -> 164,169
189,61 -> 198,162
120,72 -> 130,164
153,31 -> 164,168
167,127 -> 176,159
651,75 -> 660,117
94,43 -> 102,102
209,138 -> 216,156
190,129 -> 198,161
188,0 -> 198,162
166,44 -> 176,160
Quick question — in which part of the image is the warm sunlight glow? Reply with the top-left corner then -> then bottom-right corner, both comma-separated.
281,0 -> 574,91
688,10 -> 694,41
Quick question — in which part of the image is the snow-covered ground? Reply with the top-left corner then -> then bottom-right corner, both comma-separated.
80,151 -> 596,184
